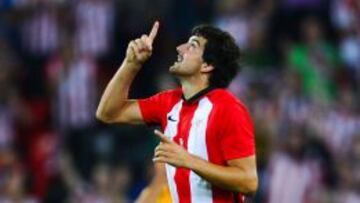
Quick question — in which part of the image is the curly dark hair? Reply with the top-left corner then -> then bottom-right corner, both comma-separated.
191,25 -> 242,88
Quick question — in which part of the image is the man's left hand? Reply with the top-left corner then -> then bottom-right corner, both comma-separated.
153,130 -> 194,168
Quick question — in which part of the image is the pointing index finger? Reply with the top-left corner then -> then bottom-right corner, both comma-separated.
148,21 -> 159,43
154,129 -> 171,143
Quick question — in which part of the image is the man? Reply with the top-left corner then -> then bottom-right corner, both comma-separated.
96,21 -> 258,203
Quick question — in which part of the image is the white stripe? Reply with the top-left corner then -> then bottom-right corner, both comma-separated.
164,100 -> 183,203
188,97 -> 213,203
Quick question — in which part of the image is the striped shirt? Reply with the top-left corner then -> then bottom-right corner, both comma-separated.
139,88 -> 255,203
268,153 -> 321,203
21,6 -> 59,56
74,0 -> 114,57
46,56 -> 97,129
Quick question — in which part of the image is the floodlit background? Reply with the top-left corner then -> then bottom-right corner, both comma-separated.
0,0 -> 359,202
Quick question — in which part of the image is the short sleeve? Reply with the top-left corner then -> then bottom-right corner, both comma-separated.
220,104 -> 255,160
138,93 -> 165,125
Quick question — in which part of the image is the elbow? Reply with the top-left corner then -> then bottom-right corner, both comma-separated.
235,174 -> 258,196
245,175 -> 258,196
96,111 -> 108,123
96,108 -> 115,124
96,107 -> 127,124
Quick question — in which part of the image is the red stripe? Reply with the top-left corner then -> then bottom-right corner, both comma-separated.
174,103 -> 198,203
205,100 -> 242,203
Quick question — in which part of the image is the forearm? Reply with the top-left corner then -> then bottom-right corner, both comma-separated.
154,130 -> 258,194
188,155 -> 258,194
96,59 -> 141,122
97,22 -> 159,123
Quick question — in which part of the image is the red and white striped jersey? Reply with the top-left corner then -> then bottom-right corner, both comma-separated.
139,88 -> 255,203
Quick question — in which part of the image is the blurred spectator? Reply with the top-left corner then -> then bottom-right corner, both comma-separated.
111,164 -> 132,203
0,101 -> 15,150
0,67 -> 16,150
17,0 -> 61,58
348,135 -> 360,199
46,38 -> 97,132
309,87 -> 359,156
0,150 -> 39,203
45,37 -> 98,177
215,0 -> 251,49
242,22 -> 277,70
332,0 -> 360,86
0,38 -> 24,152
73,0 -> 115,58
287,17 -> 339,104
13,0 -> 64,97
338,32 -> 360,83
334,160 -> 360,203
28,133 -> 58,199
267,125 -> 323,203
278,71 -> 311,126
59,153 -> 130,203
331,0 -> 360,32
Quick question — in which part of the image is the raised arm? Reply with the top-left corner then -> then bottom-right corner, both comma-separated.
96,22 -> 159,124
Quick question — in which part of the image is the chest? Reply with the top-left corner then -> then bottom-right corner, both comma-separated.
163,98 -> 219,159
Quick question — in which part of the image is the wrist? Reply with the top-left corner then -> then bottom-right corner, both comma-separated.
186,154 -> 201,170
123,58 -> 142,71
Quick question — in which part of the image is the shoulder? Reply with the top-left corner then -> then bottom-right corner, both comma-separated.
208,89 -> 248,111
152,88 -> 182,103
143,88 -> 183,107
207,89 -> 253,126
156,88 -> 182,98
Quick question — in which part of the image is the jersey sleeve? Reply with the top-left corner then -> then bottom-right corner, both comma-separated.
138,91 -> 170,125
220,103 -> 255,160
138,93 -> 163,125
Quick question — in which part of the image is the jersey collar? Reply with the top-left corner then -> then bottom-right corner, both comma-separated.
181,86 -> 216,104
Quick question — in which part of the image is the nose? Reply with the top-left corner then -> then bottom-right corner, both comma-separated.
176,43 -> 188,53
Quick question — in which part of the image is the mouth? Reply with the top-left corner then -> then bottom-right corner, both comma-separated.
176,54 -> 183,63
170,54 -> 183,70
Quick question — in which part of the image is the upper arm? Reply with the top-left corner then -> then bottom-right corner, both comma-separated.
98,91 -> 170,125
97,99 -> 145,125
220,103 -> 255,160
116,99 -> 145,124
109,91 -> 166,125
219,102 -> 257,194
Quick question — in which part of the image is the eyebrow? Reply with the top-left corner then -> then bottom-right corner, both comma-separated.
189,37 -> 201,47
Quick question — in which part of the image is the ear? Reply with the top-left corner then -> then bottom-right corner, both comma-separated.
200,63 -> 214,73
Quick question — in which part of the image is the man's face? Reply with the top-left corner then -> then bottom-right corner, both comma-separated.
170,35 -> 207,76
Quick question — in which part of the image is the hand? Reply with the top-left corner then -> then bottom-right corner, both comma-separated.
153,130 -> 194,169
125,21 -> 159,65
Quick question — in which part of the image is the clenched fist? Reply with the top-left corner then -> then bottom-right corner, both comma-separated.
126,21 -> 159,65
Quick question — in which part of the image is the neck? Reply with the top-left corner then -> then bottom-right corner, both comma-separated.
180,76 -> 209,100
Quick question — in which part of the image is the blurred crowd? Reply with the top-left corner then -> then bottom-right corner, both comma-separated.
0,0 -> 359,202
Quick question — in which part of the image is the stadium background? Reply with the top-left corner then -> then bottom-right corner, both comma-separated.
0,0 -> 359,202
